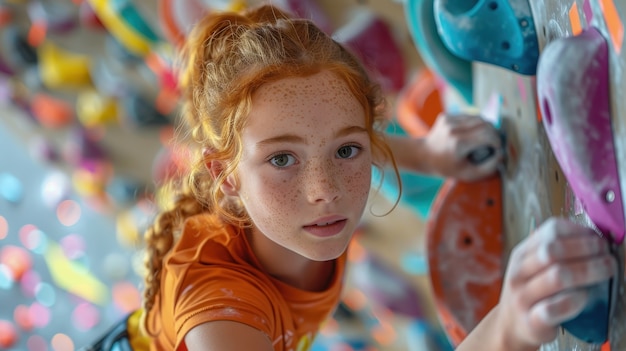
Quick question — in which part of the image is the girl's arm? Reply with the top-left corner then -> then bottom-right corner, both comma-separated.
185,321 -> 274,351
384,113 -> 503,181
455,218 -> 617,351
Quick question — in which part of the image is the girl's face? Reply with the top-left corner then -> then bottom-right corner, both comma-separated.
232,70 -> 372,261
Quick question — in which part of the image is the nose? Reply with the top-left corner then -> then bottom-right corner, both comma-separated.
305,160 -> 341,204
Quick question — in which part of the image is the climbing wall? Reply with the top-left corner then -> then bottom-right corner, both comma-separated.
0,0 -> 449,350
413,0 -> 626,350
528,1 -> 626,349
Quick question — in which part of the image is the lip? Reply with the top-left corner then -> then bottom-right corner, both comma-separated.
305,215 -> 347,227
303,215 -> 348,238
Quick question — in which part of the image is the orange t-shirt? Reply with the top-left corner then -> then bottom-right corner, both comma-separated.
144,213 -> 347,351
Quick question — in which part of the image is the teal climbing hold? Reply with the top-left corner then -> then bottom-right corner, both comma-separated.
404,0 -> 473,104
434,0 -> 539,75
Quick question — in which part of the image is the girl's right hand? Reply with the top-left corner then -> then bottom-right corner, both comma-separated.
495,217 -> 617,350
422,113 -> 503,181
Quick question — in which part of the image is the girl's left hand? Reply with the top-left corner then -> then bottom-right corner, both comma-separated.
455,218 -> 616,351
495,218 -> 616,349
423,113 -> 503,181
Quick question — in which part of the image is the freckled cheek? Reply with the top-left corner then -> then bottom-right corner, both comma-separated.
341,163 -> 372,202
256,174 -> 302,211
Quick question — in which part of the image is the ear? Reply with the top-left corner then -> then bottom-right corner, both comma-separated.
220,172 -> 239,197
205,157 -> 239,197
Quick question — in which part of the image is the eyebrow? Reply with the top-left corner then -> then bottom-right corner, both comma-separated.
256,125 -> 368,147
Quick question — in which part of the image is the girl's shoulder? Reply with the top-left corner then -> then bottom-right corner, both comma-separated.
179,212 -> 240,244
163,212 -> 245,267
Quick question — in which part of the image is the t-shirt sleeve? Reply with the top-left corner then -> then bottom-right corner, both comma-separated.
171,264 -> 276,349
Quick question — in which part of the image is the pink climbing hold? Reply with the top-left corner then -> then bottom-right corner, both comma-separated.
279,0 -> 333,34
538,27 -> 625,244
351,254 -> 423,319
334,9 -> 406,93
0,320 -> 18,350
79,1 -> 106,30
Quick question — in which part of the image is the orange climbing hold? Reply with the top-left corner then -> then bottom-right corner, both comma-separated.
396,68 -> 444,137
0,320 -> 17,349
30,93 -> 74,128
426,175 -> 504,347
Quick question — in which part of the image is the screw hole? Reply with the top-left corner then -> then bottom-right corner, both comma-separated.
555,172 -> 559,182
543,98 -> 553,125
489,2 -> 498,10
463,236 -> 473,246
502,41 -> 510,50
486,198 -> 494,207
520,19 -> 529,28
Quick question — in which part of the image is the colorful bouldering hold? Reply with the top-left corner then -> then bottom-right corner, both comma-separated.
434,0 -> 539,75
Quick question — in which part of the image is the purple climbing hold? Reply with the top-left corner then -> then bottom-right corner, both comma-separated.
537,26 -> 621,345
538,27 -> 625,244
351,254 -> 424,319
63,127 -> 107,166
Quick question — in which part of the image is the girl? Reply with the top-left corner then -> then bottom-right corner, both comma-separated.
129,4 -> 615,351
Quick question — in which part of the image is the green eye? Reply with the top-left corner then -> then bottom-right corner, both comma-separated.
337,145 -> 360,159
270,154 -> 295,167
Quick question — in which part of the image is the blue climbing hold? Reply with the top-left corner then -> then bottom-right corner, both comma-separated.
561,279 -> 613,344
0,172 -> 24,204
434,0 -> 539,75
405,0 -> 473,104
